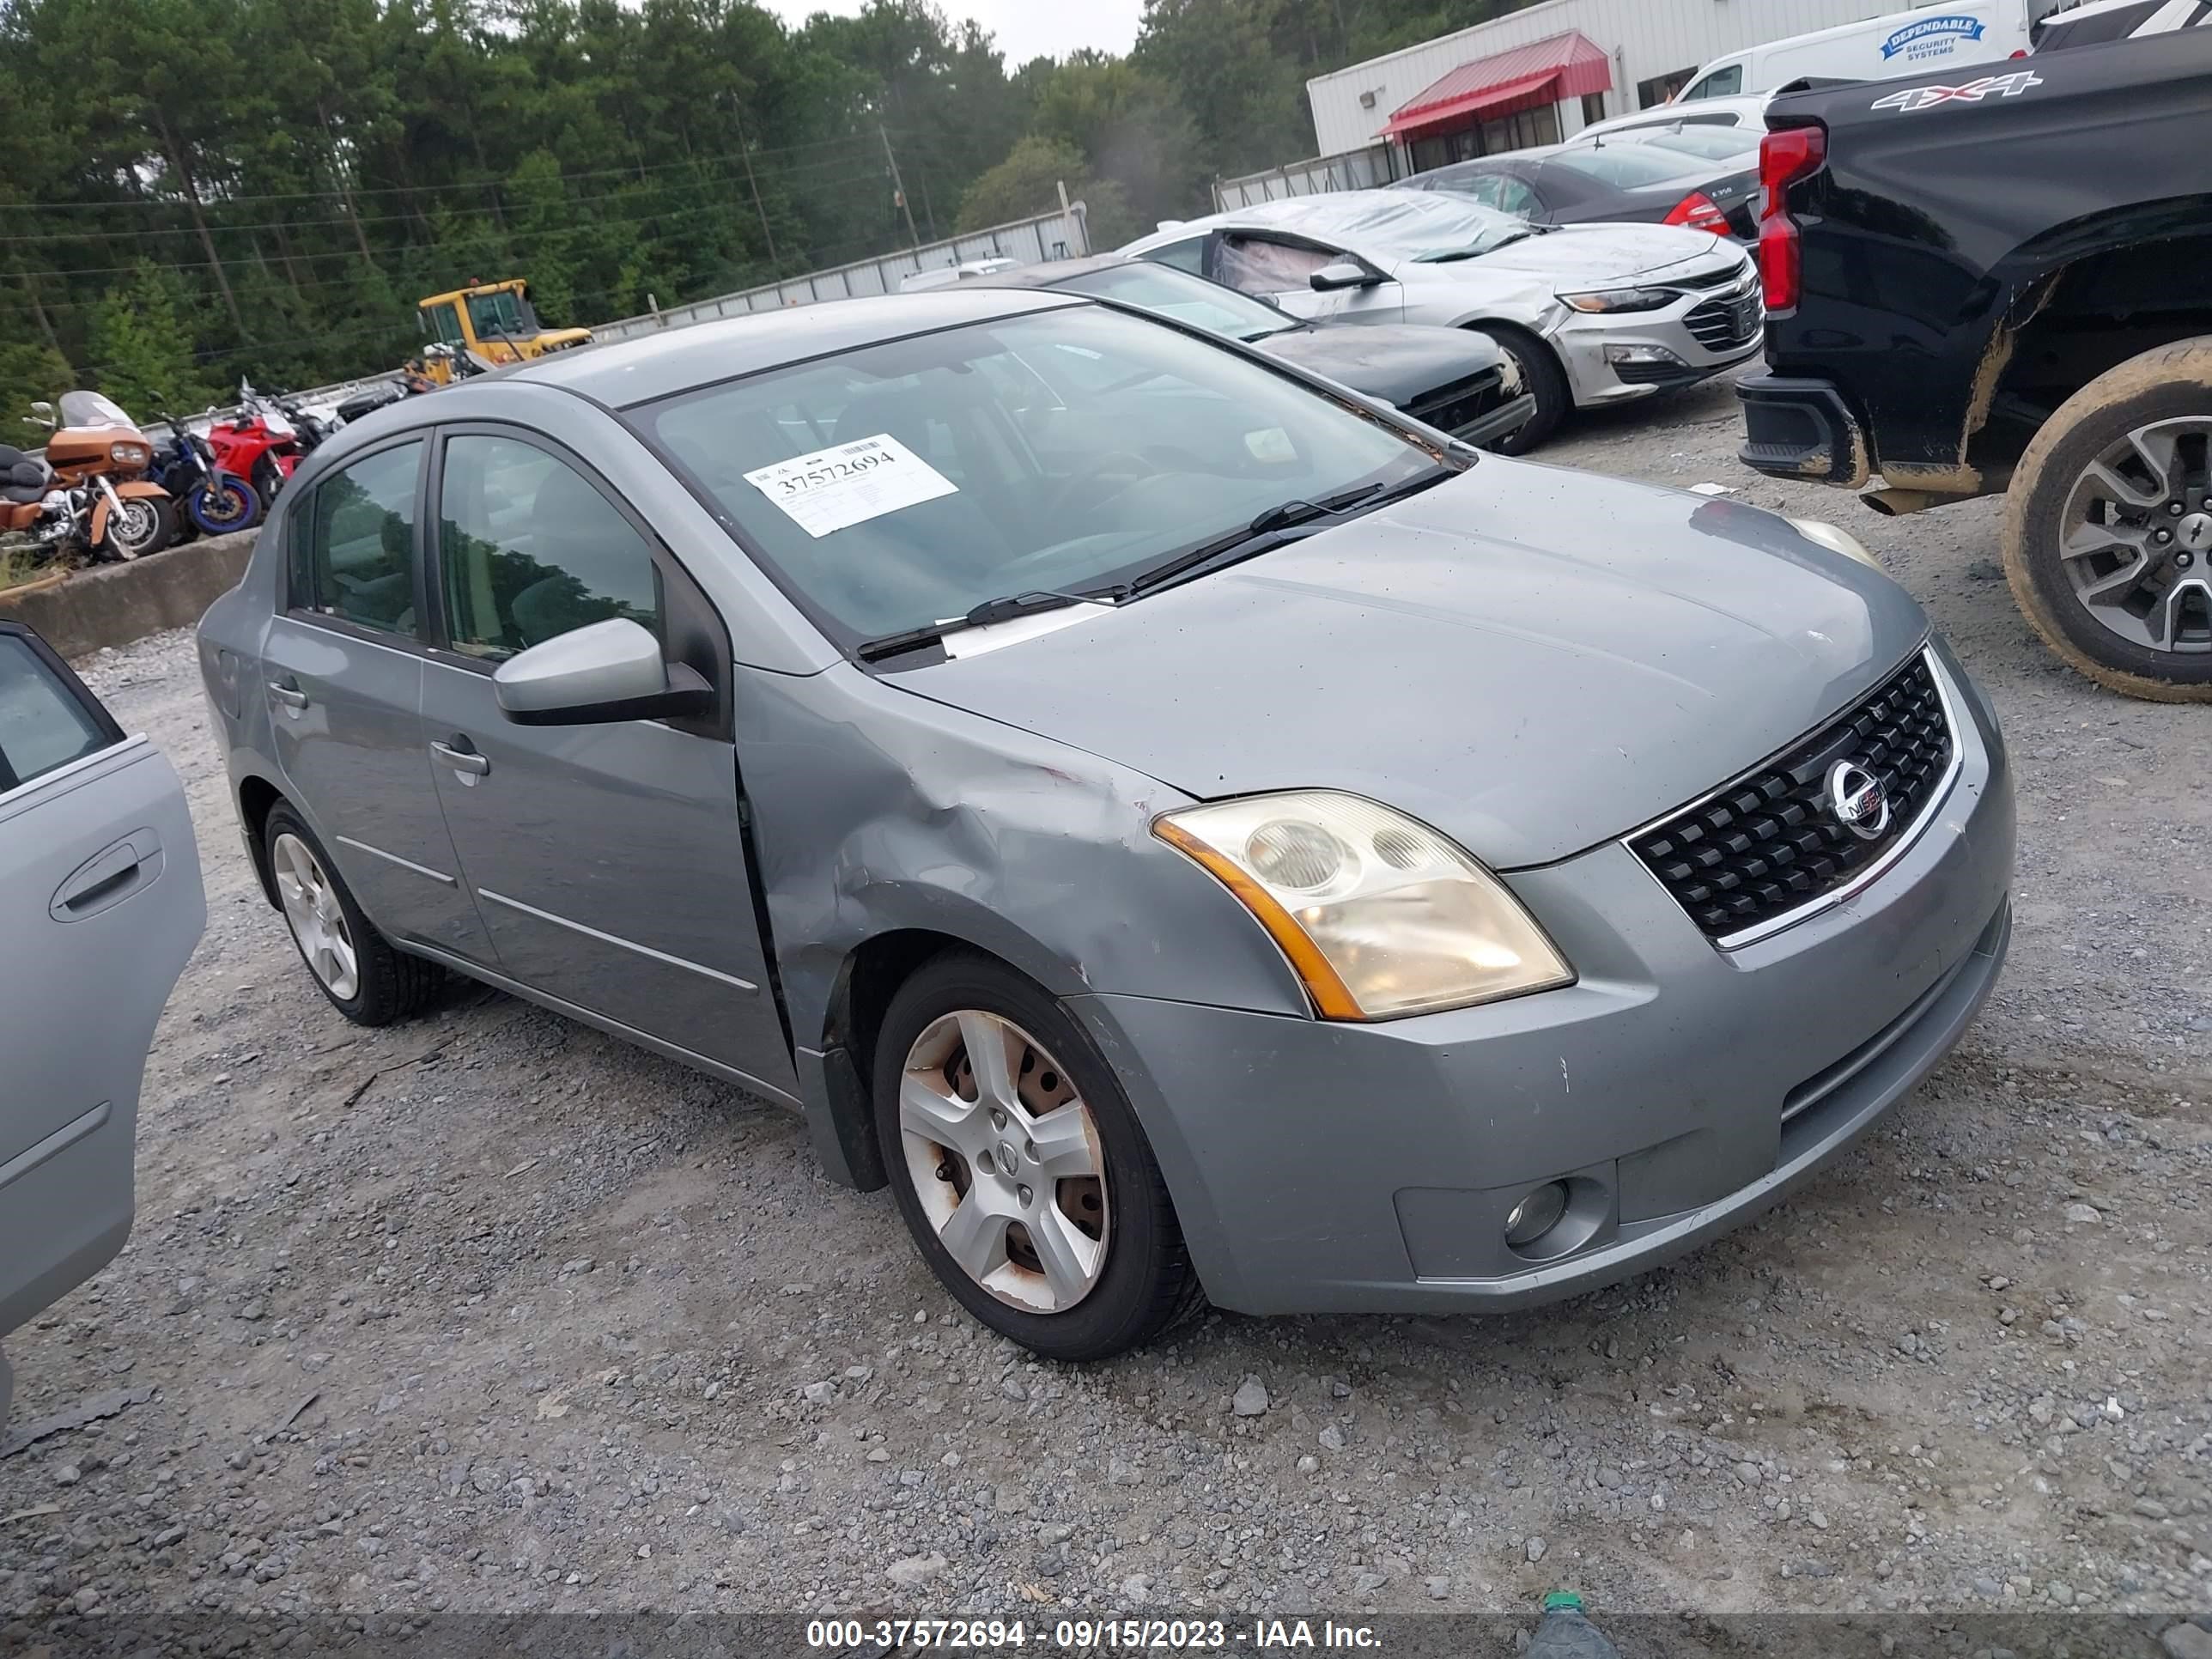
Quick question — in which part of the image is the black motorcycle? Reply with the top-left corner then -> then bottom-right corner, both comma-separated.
149,404 -> 258,541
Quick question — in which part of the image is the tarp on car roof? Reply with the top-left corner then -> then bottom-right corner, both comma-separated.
1377,30 -> 1613,141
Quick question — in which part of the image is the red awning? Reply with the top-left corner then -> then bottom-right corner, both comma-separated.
1378,29 -> 1614,142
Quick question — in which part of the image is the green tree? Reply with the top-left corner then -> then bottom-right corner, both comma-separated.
0,343 -> 75,435
957,136 -> 1135,249
85,263 -> 216,418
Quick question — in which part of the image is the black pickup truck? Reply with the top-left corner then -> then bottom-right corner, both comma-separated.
1736,29 -> 2212,701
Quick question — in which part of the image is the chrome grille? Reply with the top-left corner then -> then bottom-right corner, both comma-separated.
1686,289 -> 1762,351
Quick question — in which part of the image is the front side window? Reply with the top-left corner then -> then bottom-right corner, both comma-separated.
1683,64 -> 1743,100
300,442 -> 423,637
437,434 -> 661,659
422,302 -> 465,346
638,306 -> 1437,647
0,633 -> 112,793
1214,235 -> 1337,295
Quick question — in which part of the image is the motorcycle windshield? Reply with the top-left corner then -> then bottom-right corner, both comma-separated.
58,391 -> 135,428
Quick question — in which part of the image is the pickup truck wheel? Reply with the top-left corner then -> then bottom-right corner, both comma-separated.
1474,324 -> 1568,455
2003,338 -> 2212,701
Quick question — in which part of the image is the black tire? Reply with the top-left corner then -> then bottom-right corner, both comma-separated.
2002,337 -> 2212,702
1476,323 -> 1570,455
871,951 -> 1202,1361
104,495 -> 176,561
263,804 -> 444,1025
252,456 -> 289,510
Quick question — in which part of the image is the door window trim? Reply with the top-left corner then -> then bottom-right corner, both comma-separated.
277,433 -> 437,657
421,422 -> 734,742
0,621 -> 125,799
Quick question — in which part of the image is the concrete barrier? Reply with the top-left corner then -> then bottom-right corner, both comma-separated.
0,532 -> 256,659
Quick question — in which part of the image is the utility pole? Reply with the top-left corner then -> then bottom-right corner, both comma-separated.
879,124 -> 921,250
733,115 -> 779,267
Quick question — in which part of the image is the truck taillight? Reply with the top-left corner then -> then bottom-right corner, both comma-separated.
1757,125 -> 1826,314
1664,191 -> 1729,234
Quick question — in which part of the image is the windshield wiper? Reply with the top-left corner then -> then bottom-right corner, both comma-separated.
1127,466 -> 1457,598
855,587 -> 1120,664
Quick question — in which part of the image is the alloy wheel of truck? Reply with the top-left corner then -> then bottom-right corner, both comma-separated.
1476,323 -> 1568,455
871,952 -> 1201,1360
264,805 -> 445,1024
2004,337 -> 2212,702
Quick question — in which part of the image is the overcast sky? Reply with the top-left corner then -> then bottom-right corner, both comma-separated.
763,0 -> 1145,63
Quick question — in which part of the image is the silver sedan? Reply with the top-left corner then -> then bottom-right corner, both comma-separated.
197,289 -> 2011,1360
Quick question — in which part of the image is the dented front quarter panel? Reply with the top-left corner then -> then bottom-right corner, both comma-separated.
734,659 -> 1311,1051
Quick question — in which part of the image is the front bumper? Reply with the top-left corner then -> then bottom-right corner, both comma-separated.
1549,283 -> 1763,408
1073,641 -> 2014,1317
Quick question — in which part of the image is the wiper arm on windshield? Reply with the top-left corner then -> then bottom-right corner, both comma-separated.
855,587 -> 1119,664
1127,466 -> 1457,598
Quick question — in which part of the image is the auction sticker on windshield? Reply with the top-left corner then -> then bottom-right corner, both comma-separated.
743,434 -> 957,538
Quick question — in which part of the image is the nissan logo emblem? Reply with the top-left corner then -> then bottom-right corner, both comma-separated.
1825,760 -> 1890,841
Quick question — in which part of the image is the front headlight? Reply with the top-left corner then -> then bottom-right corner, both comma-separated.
111,442 -> 150,465
1559,286 -> 1678,314
1786,517 -> 1881,570
1154,790 -> 1573,1020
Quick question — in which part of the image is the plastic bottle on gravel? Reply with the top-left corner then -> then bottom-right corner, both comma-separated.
1525,1591 -> 1620,1659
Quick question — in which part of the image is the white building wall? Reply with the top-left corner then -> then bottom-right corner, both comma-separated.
1309,0 -> 1966,155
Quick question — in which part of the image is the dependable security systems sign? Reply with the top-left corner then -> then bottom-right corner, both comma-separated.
1881,14 -> 1990,58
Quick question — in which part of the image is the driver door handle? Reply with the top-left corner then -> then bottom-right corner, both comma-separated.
267,679 -> 309,709
430,738 -> 489,777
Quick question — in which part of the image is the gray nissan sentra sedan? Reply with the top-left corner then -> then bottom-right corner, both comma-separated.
196,288 -> 2015,1360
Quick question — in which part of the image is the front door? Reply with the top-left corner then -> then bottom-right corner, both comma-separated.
416,428 -> 798,1100
259,437 -> 493,959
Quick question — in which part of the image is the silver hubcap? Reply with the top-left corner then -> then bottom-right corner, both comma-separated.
898,1011 -> 1109,1314
112,500 -> 156,556
2058,416 -> 2212,655
272,833 -> 360,1000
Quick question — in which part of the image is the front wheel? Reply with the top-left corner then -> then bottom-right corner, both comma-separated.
2003,337 -> 2212,702
1474,323 -> 1571,455
187,473 -> 258,537
871,952 -> 1201,1360
103,495 -> 176,561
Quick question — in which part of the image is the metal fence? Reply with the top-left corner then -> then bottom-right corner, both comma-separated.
590,204 -> 1093,344
1212,145 -> 1407,211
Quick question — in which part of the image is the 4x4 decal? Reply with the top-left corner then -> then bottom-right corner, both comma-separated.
1871,70 -> 2045,112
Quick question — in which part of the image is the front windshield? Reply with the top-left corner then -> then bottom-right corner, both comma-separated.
467,289 -> 536,338
1311,193 -> 1533,261
58,391 -> 135,428
1058,262 -> 1296,343
637,306 -> 1437,647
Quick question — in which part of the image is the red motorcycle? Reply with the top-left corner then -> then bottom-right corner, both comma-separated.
205,380 -> 331,518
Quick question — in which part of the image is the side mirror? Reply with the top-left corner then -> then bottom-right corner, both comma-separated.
25,400 -> 56,430
492,617 -> 711,726
1310,260 -> 1382,292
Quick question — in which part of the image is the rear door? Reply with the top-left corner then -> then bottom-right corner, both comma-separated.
0,623 -> 204,1338
259,436 -> 495,961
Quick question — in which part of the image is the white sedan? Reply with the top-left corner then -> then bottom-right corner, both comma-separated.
1120,190 -> 1759,450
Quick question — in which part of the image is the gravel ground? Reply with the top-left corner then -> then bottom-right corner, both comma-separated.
3,374 -> 2208,1639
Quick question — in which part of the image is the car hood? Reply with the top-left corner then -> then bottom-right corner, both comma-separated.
1253,323 -> 1504,407
893,461 -> 1929,868
1416,222 -> 1745,286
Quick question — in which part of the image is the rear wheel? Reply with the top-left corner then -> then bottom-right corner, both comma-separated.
1476,323 -> 1570,455
264,805 -> 444,1025
872,952 -> 1200,1360
2003,337 -> 2212,701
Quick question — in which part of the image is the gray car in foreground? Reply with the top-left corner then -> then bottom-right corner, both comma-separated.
197,289 -> 2014,1359
2,622 -> 204,1423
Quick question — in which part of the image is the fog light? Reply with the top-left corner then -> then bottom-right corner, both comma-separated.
1504,1181 -> 1570,1249
1602,343 -> 1688,368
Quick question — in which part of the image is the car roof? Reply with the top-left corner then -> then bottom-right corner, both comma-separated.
1133,190 -> 1512,251
511,288 -> 1083,408
974,254 -> 1131,289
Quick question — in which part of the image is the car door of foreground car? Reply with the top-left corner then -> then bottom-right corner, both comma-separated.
1210,232 -> 1405,326
415,426 -> 799,1102
0,622 -> 204,1346
261,437 -> 495,961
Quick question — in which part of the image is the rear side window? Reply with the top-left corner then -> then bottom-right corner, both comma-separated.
295,442 -> 424,637
0,630 -> 115,793
1143,237 -> 1209,275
